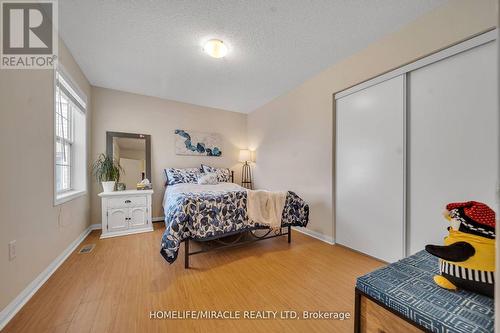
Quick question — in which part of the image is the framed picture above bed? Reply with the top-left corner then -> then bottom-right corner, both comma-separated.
174,129 -> 223,157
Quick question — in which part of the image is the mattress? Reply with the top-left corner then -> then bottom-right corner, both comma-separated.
162,182 -> 244,209
356,250 -> 494,333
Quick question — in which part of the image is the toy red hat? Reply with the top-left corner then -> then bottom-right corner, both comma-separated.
446,201 -> 496,239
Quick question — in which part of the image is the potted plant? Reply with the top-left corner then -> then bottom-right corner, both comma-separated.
92,153 -> 122,192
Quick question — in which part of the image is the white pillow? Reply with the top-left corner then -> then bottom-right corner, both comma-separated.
201,164 -> 231,182
197,172 -> 219,185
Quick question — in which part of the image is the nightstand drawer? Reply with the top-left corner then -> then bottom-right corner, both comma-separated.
107,196 -> 147,208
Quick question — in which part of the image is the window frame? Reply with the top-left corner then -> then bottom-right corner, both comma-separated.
55,90 -> 74,193
53,65 -> 88,206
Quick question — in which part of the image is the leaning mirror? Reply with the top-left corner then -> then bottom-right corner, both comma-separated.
106,131 -> 151,190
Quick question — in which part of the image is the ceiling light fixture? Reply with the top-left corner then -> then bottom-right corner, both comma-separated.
203,39 -> 228,58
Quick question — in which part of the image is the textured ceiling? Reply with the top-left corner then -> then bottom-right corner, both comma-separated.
59,0 -> 446,113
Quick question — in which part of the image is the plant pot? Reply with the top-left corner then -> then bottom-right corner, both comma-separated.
101,181 -> 116,193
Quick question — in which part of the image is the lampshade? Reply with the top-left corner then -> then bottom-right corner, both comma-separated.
239,149 -> 251,162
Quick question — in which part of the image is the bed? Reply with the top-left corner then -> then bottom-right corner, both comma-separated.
160,174 -> 309,267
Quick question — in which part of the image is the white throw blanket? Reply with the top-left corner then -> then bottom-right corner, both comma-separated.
246,190 -> 287,230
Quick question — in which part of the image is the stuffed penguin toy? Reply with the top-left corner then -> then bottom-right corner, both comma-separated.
425,201 -> 496,297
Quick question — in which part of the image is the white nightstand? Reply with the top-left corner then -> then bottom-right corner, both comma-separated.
98,189 -> 154,239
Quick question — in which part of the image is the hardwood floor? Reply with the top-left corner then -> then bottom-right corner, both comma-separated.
2,224 -> 383,333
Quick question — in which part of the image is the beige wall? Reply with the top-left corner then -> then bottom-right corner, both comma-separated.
119,158 -> 144,190
247,0 -> 498,239
0,39 -> 92,310
90,87 -> 247,222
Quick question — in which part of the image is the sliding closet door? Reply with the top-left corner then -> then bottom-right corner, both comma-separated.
336,75 -> 405,262
408,41 -> 498,255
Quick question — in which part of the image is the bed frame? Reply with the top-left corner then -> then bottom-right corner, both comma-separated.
166,169 -> 293,268
354,287 -> 430,333
184,225 -> 291,268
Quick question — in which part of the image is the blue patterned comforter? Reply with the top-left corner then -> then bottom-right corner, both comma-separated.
357,250 -> 494,333
160,183 -> 309,263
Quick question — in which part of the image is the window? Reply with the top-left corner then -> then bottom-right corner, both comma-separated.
55,88 -> 73,192
54,69 -> 87,205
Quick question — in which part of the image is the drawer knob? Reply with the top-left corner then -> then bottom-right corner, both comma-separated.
125,200 -> 131,204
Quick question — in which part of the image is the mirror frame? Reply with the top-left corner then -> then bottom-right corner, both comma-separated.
106,131 -> 152,184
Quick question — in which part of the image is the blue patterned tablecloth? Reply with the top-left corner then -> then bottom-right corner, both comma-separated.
356,250 -> 494,333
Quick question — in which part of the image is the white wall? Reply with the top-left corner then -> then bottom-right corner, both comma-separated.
247,0 -> 498,240
90,87 -> 247,222
0,39 -> 92,310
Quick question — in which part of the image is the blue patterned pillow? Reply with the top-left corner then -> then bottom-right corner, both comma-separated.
165,168 -> 200,185
201,164 -> 231,182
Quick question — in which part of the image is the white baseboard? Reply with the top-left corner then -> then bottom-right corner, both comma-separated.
152,216 -> 164,222
99,227 -> 153,239
292,226 -> 335,245
0,224 -> 99,330
90,223 -> 102,229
